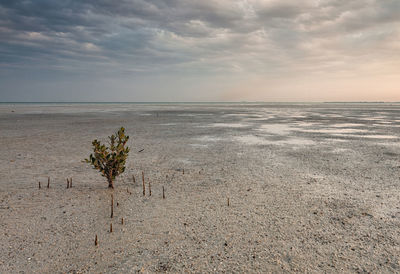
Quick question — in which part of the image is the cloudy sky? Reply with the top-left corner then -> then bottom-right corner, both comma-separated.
0,0 -> 399,102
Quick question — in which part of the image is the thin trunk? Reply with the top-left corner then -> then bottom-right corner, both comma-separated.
108,170 -> 114,188
108,178 -> 114,188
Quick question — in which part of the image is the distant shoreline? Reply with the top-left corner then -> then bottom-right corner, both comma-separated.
1,101 -> 399,105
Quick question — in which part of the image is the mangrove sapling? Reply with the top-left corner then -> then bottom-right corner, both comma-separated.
85,127 -> 130,188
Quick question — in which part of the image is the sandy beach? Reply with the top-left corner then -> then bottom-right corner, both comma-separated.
0,103 -> 399,272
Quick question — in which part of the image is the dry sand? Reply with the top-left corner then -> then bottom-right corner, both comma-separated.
0,103 -> 399,272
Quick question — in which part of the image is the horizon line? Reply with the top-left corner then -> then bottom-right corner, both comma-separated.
1,101 -> 399,104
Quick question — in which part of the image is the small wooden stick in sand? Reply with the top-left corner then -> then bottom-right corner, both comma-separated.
110,223 -> 113,233
111,194 -> 114,218
38,181 -> 41,189
183,169 -> 185,175
142,171 -> 145,196
132,174 -> 136,185
227,198 -> 230,207
66,178 -> 70,189
95,235 -> 98,246
121,218 -> 124,225
162,186 -> 165,199
47,177 -> 50,188
149,181 -> 152,196
69,178 -> 72,188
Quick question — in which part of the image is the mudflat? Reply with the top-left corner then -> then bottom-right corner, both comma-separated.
0,103 -> 399,272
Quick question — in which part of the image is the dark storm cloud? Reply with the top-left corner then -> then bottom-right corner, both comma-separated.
1,0 -> 400,78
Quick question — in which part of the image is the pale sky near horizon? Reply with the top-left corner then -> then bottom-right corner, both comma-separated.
0,0 -> 399,102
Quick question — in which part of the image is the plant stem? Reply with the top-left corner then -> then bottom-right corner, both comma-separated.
142,171 -> 145,196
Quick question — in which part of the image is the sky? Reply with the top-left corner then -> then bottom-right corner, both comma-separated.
0,0 -> 399,102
